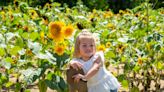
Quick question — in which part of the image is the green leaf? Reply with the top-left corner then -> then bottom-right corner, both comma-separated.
45,79 -> 58,90
18,29 -> 24,35
154,44 -> 161,51
29,32 -> 39,41
101,30 -> 109,38
105,51 -> 115,58
9,46 -> 21,55
22,32 -> 29,39
155,62 -> 162,70
15,83 -> 22,92
5,81 -> 13,88
124,62 -> 131,73
16,37 -> 24,47
33,19 -> 42,25
147,36 -> 153,42
121,56 -> 126,62
46,72 -> 53,80
19,2 -> 28,13
58,77 -> 68,91
24,89 -> 31,92
133,65 -> 140,72
0,48 -> 5,56
117,74 -> 126,82
5,57 -> 13,63
121,80 -> 129,88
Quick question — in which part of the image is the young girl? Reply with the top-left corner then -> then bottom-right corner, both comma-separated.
69,30 -> 120,92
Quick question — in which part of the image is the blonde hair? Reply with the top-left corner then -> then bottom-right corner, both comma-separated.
73,29 -> 96,58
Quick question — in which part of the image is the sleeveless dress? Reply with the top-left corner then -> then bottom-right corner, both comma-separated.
71,51 -> 120,92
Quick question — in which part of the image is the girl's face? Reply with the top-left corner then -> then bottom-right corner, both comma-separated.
79,37 -> 96,61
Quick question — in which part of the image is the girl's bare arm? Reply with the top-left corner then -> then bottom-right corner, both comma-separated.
83,55 -> 102,80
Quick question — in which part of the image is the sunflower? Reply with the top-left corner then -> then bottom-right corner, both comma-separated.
117,44 -> 126,53
29,10 -> 38,19
106,42 -> 111,48
107,23 -> 115,30
49,21 -> 65,42
137,57 -> 143,65
63,25 -> 74,38
103,11 -> 113,18
97,44 -> 106,52
54,44 -> 66,56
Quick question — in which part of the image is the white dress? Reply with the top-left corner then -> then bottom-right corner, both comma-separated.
71,51 -> 121,92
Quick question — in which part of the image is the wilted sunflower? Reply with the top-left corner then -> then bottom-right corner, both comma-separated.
63,25 -> 74,38
49,21 -> 65,41
54,44 -> 66,56
97,44 -> 106,52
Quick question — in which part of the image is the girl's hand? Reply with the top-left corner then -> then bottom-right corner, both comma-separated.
72,74 -> 85,83
69,61 -> 83,71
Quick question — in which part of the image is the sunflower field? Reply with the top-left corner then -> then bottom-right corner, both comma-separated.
0,0 -> 164,92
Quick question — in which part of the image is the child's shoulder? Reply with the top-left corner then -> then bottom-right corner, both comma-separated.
93,51 -> 104,62
70,58 -> 81,62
